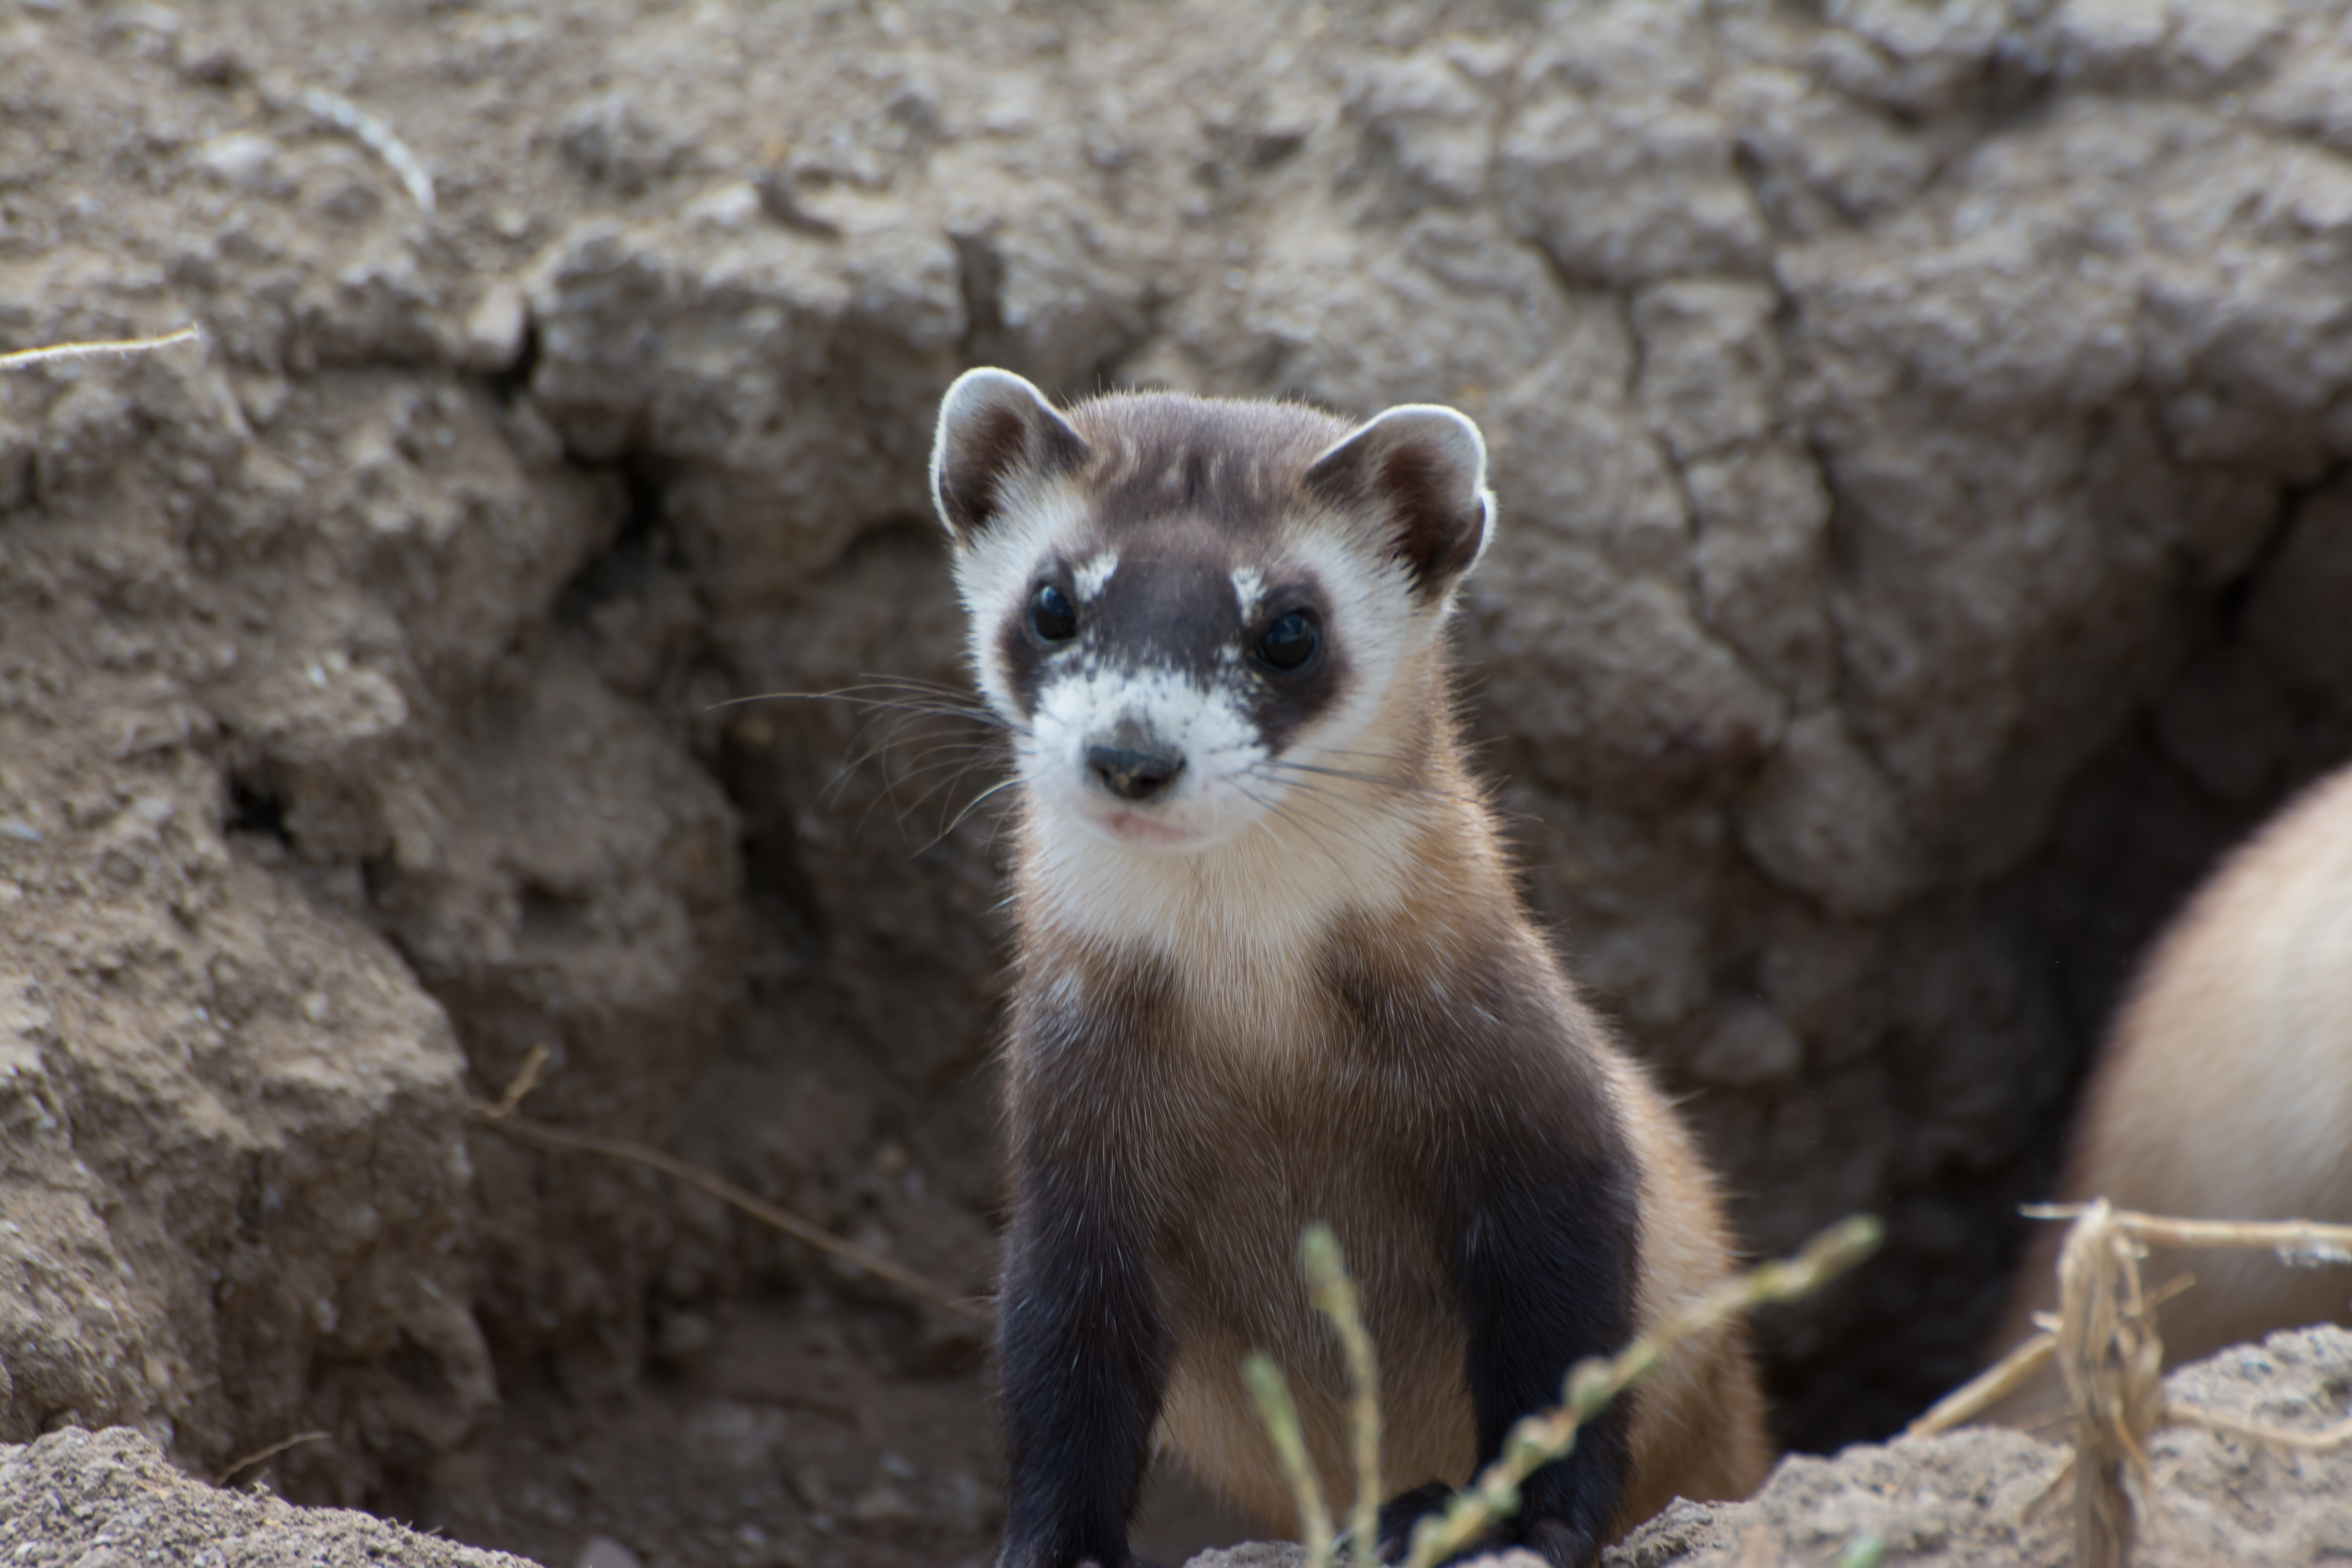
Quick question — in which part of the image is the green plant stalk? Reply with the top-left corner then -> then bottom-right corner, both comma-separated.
1244,1352 -> 1336,1568
1401,1214 -> 1884,1568
1838,1532 -> 1888,1568
1301,1225 -> 1382,1568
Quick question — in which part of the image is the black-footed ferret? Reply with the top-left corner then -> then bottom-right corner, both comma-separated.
929,369 -> 1769,1568
1989,760 -> 2352,1409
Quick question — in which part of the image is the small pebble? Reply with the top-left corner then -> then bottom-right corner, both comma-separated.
574,1537 -> 645,1568
462,283 -> 528,374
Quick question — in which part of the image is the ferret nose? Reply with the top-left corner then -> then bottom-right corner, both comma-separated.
1085,725 -> 1185,803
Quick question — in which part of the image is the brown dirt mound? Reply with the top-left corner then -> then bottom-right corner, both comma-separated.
0,1425 -> 531,1568
1198,1326 -> 2352,1568
1621,1325 -> 2352,1566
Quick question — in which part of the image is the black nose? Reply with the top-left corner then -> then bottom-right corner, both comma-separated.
1086,740 -> 1185,802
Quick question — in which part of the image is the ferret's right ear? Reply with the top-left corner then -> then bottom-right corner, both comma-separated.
930,368 -> 1091,546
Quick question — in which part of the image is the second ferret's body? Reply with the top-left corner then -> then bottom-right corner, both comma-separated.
1989,761 -> 2352,1415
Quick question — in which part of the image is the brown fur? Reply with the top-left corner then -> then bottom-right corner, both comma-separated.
1003,663 -> 1769,1539
947,374 -> 1770,1562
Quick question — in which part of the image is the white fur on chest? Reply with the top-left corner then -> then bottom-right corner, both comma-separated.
1025,793 -> 1421,1059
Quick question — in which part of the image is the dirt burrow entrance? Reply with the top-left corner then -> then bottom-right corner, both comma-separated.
5,4 -> 2352,1567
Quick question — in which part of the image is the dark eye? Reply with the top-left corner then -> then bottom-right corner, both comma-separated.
1031,583 -> 1078,643
1255,610 -> 1319,673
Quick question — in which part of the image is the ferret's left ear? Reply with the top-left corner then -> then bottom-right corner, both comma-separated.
1304,405 -> 1494,602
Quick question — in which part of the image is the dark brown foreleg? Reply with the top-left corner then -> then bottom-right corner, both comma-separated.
995,1148 -> 1167,1568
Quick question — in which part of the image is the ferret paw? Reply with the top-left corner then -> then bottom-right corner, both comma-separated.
1373,1480 -> 1458,1563
995,1548 -> 1160,1568
1512,1517 -> 1599,1568
1371,1481 -> 1596,1568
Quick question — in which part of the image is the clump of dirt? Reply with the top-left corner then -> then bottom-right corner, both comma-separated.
0,1425 -> 532,1568
1612,1325 -> 2352,1568
5,1 -> 2352,1566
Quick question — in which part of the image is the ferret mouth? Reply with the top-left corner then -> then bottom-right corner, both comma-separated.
1078,803 -> 1205,850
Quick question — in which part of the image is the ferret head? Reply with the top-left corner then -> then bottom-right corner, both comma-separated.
930,368 -> 1492,859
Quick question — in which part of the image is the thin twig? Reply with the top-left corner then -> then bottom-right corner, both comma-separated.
2021,1449 -> 2077,1518
1399,1216 -> 1884,1568
215,1429 -> 330,1486
1245,1353 -> 1336,1568
299,88 -> 435,211
2172,1405 -> 2352,1452
2023,1205 -> 2352,1265
472,1045 -> 985,1323
1300,1225 -> 1381,1568
479,1114 -> 988,1323
1904,1330 -> 2058,1439
480,1042 -> 550,1118
0,325 -> 201,371
1918,1205 -> 2341,1448
2027,1200 -> 2352,1568
1922,1200 -> 2352,1566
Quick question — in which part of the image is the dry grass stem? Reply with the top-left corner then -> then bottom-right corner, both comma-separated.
2022,1204 -> 2352,1265
214,1429 -> 331,1486
2020,1449 -> 2078,1519
1902,1329 -> 2058,1439
481,1042 -> 552,1118
0,324 -> 201,371
480,1116 -> 987,1322
1935,1200 -> 2352,1565
2177,1404 -> 2352,1451
1245,1353 -> 1336,1568
1299,1225 -> 1382,1568
473,1048 -> 986,1323
1394,1214 -> 1884,1568
2054,1201 -> 2159,1568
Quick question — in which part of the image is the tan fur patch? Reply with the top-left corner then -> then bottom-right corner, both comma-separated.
1989,762 -> 2352,1420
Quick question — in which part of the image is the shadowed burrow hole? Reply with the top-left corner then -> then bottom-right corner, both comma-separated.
2029,463 -> 2346,1051
518,880 -> 590,947
555,452 -> 686,627
387,1332 -> 457,1398
730,791 -> 829,971
826,515 -> 1015,845
708,512 -> 1007,972
233,1156 -> 276,1241
225,773 -> 292,847
546,444 -> 840,967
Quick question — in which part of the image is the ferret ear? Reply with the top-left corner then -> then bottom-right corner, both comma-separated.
930,368 -> 1092,546
1303,404 -> 1495,601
